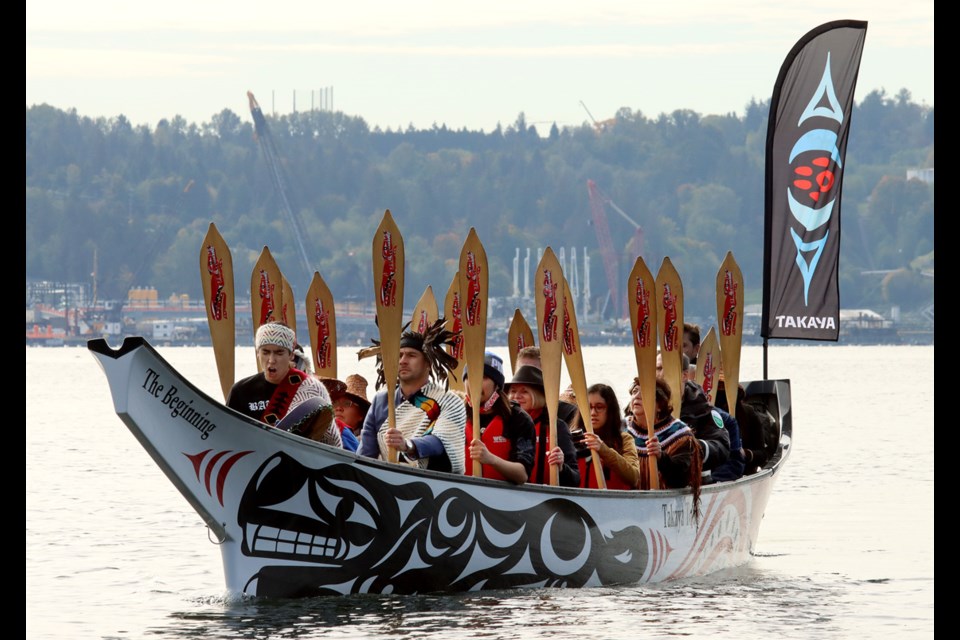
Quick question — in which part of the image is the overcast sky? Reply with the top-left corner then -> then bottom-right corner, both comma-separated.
26,1 -> 933,132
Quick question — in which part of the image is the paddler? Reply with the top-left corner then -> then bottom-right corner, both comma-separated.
226,322 -> 342,447
462,351 -> 535,484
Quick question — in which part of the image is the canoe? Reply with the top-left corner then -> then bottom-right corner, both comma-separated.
88,335 -> 792,598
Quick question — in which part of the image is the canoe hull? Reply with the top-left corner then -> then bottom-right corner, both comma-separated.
89,337 -> 791,598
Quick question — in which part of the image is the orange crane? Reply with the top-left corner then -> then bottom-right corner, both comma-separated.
586,179 -> 644,319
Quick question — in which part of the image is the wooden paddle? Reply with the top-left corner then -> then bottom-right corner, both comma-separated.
281,275 -> 296,338
507,308 -> 534,374
442,271 -> 466,392
534,247 -> 564,487
655,257 -> 684,419
251,246 -> 284,370
372,210 -> 405,463
559,274 -> 605,489
716,252 -> 744,420
410,285 -> 439,335
306,271 -> 337,378
251,246 -> 284,332
199,222 -> 235,401
695,327 -> 721,407
626,256 -> 660,489
458,229 -> 488,478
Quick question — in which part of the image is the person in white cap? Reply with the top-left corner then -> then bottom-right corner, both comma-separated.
226,322 -> 341,447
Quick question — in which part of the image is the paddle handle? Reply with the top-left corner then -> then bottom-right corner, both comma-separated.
386,383 -> 398,463
646,434 -> 660,490
471,395 -> 482,477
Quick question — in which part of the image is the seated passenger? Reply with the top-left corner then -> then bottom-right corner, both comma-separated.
625,377 -> 703,508
462,351 -> 535,484
321,374 -> 371,452
580,383 -> 640,489
702,384 -> 745,483
504,365 -> 581,487
357,320 -> 466,473
515,345 -> 579,427
715,376 -> 777,476
679,380 -> 732,479
227,322 -> 342,448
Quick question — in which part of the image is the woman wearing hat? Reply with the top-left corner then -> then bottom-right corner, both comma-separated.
504,365 -> 581,487
462,352 -> 535,485
321,374 -> 372,440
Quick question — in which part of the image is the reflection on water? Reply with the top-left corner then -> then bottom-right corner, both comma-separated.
26,345 -> 933,639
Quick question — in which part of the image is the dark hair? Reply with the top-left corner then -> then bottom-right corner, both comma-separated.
683,323 -> 701,346
587,383 -> 623,453
654,377 -> 674,424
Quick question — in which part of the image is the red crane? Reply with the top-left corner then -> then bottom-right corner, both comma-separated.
586,179 -> 644,319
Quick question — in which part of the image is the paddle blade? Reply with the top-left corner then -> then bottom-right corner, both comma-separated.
560,274 -> 605,489
443,271 -> 466,392
507,308 -> 535,374
410,285 -> 439,335
458,228 -> 488,478
534,247 -> 564,487
716,251 -> 744,419
655,257 -> 684,419
251,246 -> 284,371
306,272 -> 337,378
372,210 -> 405,463
251,246 -> 283,332
200,222 -> 235,401
696,327 -> 721,407
281,276 -> 296,338
626,256 -> 659,489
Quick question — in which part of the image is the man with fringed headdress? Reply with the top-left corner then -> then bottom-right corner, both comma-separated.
357,318 -> 467,473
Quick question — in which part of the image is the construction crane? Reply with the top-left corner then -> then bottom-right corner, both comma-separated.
247,91 -> 314,282
586,179 -> 644,319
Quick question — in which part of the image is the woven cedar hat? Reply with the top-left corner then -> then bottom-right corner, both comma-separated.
319,374 -> 371,411
342,374 -> 370,410
318,376 -> 347,397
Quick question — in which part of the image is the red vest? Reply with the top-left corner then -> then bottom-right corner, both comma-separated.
465,414 -> 513,481
528,411 -> 551,485
580,454 -> 634,490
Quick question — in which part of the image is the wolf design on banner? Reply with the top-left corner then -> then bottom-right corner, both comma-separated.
762,21 -> 866,341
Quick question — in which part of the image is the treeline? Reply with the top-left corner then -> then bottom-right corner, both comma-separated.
25,88 -> 934,323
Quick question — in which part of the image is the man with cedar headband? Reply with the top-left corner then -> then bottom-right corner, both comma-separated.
226,322 -> 342,447
358,320 -> 467,473
462,351 -> 536,485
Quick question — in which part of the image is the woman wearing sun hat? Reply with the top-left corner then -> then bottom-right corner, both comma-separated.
504,365 -> 580,487
318,374 -> 371,452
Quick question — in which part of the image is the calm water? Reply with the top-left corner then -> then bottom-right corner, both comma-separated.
26,344 -> 933,639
